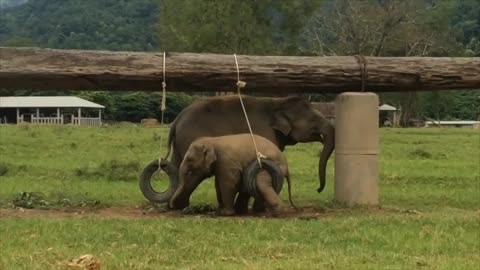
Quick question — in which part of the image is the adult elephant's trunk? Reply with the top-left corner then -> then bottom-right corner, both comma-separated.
317,125 -> 335,193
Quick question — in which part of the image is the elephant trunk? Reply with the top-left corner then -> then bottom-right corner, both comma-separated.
317,125 -> 335,193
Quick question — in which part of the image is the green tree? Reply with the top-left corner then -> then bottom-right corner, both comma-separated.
0,0 -> 159,51
158,0 -> 318,55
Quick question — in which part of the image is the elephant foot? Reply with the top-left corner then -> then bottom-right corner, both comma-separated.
252,199 -> 266,214
234,194 -> 250,215
169,198 -> 190,210
234,205 -> 249,215
216,207 -> 236,216
269,205 -> 285,218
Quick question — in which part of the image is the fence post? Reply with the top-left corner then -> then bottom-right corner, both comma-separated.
334,92 -> 379,206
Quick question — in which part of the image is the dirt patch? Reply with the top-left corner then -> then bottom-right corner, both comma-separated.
0,206 -> 360,220
4,205 -> 464,220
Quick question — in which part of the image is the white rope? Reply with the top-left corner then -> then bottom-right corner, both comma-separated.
161,52 -> 167,124
158,52 -> 167,170
234,54 -> 266,168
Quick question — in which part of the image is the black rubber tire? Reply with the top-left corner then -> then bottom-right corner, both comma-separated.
139,159 -> 176,203
243,159 -> 284,199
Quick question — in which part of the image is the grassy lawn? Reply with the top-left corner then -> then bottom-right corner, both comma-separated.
0,125 -> 479,269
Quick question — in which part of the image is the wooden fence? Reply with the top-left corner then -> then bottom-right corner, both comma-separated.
72,117 -> 102,126
31,117 -> 63,125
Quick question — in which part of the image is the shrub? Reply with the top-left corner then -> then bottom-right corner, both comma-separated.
409,149 -> 433,159
75,159 -> 141,181
100,159 -> 141,181
0,162 -> 8,176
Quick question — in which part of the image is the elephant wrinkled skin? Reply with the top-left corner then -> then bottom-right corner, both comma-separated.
171,134 -> 292,216
139,95 -> 335,208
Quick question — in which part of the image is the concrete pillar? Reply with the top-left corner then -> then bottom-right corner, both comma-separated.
77,108 -> 82,125
335,92 -> 379,206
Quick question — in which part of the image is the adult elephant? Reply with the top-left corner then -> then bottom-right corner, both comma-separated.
139,95 -> 335,208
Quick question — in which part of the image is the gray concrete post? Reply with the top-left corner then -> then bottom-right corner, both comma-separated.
335,92 -> 379,206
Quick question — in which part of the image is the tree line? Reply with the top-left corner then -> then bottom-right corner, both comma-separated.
1,0 -> 479,123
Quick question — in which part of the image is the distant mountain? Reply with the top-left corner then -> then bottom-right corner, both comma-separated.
0,0 -> 29,10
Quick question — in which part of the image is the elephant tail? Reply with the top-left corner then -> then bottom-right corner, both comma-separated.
285,172 -> 297,210
162,120 -> 176,161
162,106 -> 188,161
243,159 -> 283,199
243,159 -> 298,209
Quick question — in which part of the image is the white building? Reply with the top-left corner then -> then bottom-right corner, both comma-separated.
0,96 -> 105,126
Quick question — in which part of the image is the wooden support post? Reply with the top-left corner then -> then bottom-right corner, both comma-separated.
98,109 -> 102,125
393,111 -> 398,128
77,108 -> 81,125
335,92 -> 379,206
16,108 -> 20,124
56,108 -> 61,125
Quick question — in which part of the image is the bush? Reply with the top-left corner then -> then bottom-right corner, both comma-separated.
11,192 -> 50,209
10,192 -> 101,209
75,159 -> 141,181
409,149 -> 432,159
100,159 -> 141,181
0,162 -> 8,176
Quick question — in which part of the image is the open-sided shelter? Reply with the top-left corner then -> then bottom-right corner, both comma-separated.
379,104 -> 400,127
0,96 -> 104,126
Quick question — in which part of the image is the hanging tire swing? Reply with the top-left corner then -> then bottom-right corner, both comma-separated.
139,159 -> 178,204
139,52 -> 177,204
243,158 -> 284,199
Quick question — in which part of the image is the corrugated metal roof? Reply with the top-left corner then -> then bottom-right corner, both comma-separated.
0,96 -> 105,108
379,104 -> 397,111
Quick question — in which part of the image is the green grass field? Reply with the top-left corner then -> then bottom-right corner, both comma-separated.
0,125 -> 479,269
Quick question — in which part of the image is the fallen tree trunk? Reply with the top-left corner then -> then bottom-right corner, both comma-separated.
1,47 -> 479,92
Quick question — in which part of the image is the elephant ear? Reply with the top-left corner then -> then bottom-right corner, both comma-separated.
203,145 -> 217,168
272,111 -> 292,136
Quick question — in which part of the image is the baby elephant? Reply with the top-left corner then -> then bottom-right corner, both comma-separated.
169,134 -> 292,216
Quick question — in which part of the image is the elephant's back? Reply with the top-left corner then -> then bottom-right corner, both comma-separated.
174,98 -> 279,157
215,134 -> 285,161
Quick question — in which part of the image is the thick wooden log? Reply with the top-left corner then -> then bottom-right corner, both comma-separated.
1,47 -> 479,92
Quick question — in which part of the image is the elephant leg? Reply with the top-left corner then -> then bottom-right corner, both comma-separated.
256,170 -> 284,216
234,192 -> 250,215
169,176 -> 202,209
252,198 -> 266,213
215,178 -> 224,209
216,170 -> 240,216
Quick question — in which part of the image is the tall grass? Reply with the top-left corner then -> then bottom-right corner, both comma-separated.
0,125 -> 478,209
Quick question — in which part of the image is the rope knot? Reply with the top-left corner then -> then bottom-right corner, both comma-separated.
256,151 -> 267,160
236,80 -> 246,89
162,81 -> 166,89
353,55 -> 368,92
